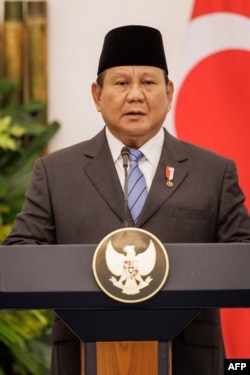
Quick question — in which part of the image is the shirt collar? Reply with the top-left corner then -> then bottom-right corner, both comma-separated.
105,127 -> 125,163
140,128 -> 164,169
105,126 -> 164,168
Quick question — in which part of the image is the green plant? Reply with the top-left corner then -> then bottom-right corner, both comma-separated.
0,78 -> 60,241
0,311 -> 53,375
0,78 -> 60,374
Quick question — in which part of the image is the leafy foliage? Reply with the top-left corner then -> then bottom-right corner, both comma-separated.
0,78 -> 60,241
0,78 -> 60,374
0,311 -> 53,375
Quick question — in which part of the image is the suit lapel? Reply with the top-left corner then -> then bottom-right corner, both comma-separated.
83,130 -> 126,223
137,130 -> 189,226
83,129 -> 189,226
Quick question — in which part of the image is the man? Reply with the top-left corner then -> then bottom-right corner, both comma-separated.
4,25 -> 250,374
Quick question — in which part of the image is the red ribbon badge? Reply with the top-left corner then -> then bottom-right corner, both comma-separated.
165,166 -> 174,187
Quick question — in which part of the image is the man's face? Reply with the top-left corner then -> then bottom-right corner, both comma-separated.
92,66 -> 174,148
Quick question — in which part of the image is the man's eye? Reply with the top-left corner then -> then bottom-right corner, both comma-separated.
116,81 -> 127,86
143,80 -> 155,85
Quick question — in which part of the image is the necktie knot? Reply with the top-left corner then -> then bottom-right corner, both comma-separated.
129,148 -> 144,163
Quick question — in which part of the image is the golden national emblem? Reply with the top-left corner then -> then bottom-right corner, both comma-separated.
92,228 -> 169,303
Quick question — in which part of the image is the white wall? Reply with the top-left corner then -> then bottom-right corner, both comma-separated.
0,0 -> 194,152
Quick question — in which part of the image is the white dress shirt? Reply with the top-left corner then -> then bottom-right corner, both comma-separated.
105,127 -> 164,192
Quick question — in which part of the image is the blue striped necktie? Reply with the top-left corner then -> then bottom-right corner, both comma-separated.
128,148 -> 147,223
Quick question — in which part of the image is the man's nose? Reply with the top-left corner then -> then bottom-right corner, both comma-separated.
127,84 -> 144,101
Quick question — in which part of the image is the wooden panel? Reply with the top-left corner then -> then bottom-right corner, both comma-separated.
96,341 -> 158,375
81,342 -> 85,375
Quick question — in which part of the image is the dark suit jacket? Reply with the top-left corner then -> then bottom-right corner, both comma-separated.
4,128 -> 250,375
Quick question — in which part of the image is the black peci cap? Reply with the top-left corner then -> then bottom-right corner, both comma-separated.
97,25 -> 168,75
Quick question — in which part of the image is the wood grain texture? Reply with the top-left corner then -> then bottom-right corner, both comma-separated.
81,342 -> 85,375
96,341 -> 158,375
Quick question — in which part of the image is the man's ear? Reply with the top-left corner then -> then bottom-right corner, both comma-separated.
91,82 -> 102,112
166,80 -> 174,111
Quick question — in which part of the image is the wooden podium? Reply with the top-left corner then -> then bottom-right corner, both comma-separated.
1,243 -> 250,374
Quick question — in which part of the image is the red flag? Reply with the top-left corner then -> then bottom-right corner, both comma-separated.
173,0 -> 250,358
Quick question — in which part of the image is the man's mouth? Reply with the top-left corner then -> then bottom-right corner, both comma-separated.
123,111 -> 145,117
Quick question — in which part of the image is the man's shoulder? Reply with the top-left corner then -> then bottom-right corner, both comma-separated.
182,139 -> 229,161
166,130 -> 232,165
41,129 -> 106,165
